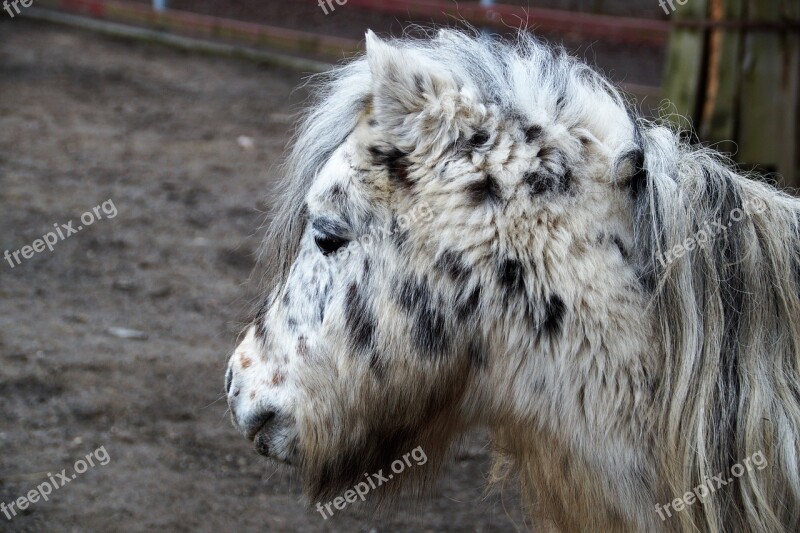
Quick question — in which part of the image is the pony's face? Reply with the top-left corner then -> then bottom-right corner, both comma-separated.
227,32 -> 636,499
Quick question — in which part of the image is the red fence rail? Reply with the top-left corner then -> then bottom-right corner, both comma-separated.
40,0 -> 671,51
37,0 -> 362,59
307,0 -> 671,46
31,0 -> 665,97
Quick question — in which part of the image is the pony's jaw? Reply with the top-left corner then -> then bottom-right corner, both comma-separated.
226,326 -> 300,464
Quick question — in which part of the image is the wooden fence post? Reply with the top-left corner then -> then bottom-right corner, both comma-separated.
663,0 -> 799,188
662,0 -> 709,126
699,0 -> 743,155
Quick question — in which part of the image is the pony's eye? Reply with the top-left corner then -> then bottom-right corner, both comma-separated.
314,234 -> 348,255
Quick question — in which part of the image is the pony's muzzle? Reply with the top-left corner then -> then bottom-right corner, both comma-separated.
225,364 -> 275,439
226,327 -> 298,464
225,370 -> 288,458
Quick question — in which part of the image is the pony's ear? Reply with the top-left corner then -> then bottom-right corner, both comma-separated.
365,31 -> 481,152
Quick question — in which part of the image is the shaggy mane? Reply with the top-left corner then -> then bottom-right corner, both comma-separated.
635,129 -> 800,531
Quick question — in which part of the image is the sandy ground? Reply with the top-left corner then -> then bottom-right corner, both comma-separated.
0,19 -> 535,533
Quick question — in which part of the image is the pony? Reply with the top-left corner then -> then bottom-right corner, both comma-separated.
225,29 -> 800,532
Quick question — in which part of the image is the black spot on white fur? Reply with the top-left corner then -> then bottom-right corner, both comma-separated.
397,276 -> 428,311
436,251 -> 482,322
525,147 -> 574,196
498,258 -> 540,324
543,294 -> 566,335
369,146 -> 412,189
455,285 -> 481,320
560,170 -> 574,193
525,170 -> 556,196
396,277 -> 450,358
434,250 -> 470,284
524,125 -> 543,143
467,130 -> 490,149
329,185 -> 347,203
465,175 -> 502,206
344,282 -> 383,378
414,303 -> 449,358
498,258 -> 525,296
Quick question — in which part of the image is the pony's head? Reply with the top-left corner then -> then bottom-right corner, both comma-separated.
225,29 -> 800,532
226,29 -> 645,501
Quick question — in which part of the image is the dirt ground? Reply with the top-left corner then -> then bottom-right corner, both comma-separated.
0,19 -> 537,533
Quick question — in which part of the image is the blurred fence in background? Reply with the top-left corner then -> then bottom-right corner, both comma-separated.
32,0 -> 670,50
664,0 -> 799,185
27,0 -> 799,186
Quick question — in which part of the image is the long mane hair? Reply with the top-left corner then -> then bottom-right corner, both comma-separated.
636,128 -> 800,530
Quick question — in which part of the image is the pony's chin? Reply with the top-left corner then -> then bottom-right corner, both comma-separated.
253,430 -> 298,465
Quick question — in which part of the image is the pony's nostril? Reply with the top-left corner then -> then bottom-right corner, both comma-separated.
225,367 -> 233,395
